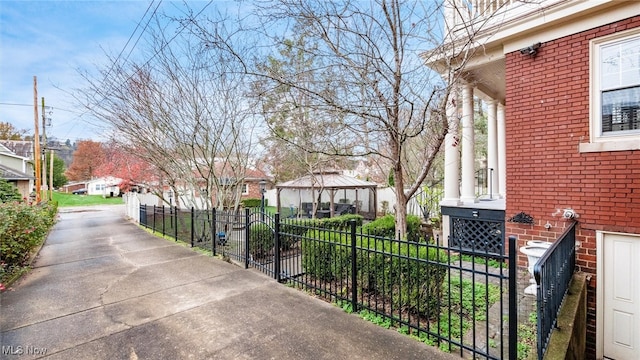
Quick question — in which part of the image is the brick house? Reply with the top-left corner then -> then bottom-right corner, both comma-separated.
166,162 -> 270,209
427,1 -> 640,358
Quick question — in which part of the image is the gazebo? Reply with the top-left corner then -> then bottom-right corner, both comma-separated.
276,171 -> 379,220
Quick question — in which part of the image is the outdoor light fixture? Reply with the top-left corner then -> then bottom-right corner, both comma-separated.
519,42 -> 541,56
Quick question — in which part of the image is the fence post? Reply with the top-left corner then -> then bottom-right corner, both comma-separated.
190,207 -> 195,248
174,206 -> 178,241
508,235 -> 518,360
211,208 -> 217,256
244,208 -> 250,269
350,219 -> 358,312
162,205 -> 165,237
274,213 -> 281,282
153,205 -> 156,232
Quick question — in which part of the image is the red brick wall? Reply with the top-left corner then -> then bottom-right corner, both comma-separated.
504,15 -> 640,358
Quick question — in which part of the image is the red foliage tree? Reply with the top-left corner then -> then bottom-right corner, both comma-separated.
65,140 -> 105,181
95,141 -> 156,191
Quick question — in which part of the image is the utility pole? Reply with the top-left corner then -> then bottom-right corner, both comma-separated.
33,76 -> 41,203
42,97 -> 47,200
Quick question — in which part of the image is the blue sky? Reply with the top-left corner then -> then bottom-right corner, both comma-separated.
0,1 -> 200,142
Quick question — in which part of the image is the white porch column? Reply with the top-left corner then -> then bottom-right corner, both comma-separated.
442,91 -> 460,205
487,100 -> 499,198
460,83 -> 475,203
497,102 -> 507,198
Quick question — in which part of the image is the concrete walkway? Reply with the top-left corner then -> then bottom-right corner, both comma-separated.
0,205 -> 459,360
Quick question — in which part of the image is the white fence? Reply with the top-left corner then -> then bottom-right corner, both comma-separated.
124,186 -> 431,222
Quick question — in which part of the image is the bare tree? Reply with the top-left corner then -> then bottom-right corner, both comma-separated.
230,0 -> 458,238
241,0 -> 505,238
75,11 -> 260,210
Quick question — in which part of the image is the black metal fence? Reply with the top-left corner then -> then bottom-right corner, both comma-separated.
533,222 -> 576,359
139,205 -> 518,359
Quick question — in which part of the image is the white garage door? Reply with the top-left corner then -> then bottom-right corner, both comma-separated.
603,233 -> 640,359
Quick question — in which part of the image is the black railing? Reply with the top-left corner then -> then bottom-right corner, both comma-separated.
533,222 -> 577,359
475,168 -> 496,199
138,204 -> 518,359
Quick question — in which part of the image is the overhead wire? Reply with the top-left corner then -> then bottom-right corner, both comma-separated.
61,1 -> 214,141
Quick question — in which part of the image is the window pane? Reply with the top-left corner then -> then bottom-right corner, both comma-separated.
601,86 -> 640,133
620,38 -> 640,87
601,37 -> 640,90
601,44 -> 620,81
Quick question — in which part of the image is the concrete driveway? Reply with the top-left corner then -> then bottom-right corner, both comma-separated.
0,205 -> 458,360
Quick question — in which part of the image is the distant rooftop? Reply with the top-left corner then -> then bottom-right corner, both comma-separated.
0,140 -> 34,159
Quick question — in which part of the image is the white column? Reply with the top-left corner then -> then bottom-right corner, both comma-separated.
487,100 -> 498,198
497,102 -> 507,198
460,83 -> 475,203
442,90 -> 460,205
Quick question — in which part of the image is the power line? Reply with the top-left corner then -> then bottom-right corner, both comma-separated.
97,0 -> 213,99
101,1 -> 161,84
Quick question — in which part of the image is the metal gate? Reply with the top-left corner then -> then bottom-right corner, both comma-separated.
245,210 -> 278,277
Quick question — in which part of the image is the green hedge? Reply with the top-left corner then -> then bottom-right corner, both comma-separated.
241,198 -> 263,208
0,201 -> 58,284
301,229 -> 352,281
361,214 -> 424,242
248,223 -> 274,259
314,214 -> 363,230
358,240 -> 446,317
301,229 -> 446,318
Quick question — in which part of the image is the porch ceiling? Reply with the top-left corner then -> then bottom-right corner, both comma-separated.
465,57 -> 505,102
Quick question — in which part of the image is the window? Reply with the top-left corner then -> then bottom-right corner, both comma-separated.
242,183 -> 249,195
583,28 -> 640,152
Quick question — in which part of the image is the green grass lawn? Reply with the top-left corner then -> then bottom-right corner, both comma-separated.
52,191 -> 124,207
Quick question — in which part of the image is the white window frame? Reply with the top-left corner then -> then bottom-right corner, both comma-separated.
242,183 -> 249,195
581,27 -> 640,153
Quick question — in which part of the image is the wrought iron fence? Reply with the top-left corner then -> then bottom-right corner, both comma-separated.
533,222 -> 576,360
138,204 -> 518,359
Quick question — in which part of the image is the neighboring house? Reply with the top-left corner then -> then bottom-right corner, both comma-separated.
154,162 -> 271,210
0,143 -> 34,199
62,177 -> 122,197
86,177 -> 121,197
0,140 -> 34,159
427,1 -> 639,359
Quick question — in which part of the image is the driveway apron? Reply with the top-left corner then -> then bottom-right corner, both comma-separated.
0,205 -> 458,360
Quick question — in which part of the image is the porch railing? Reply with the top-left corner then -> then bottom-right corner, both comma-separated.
533,222 -> 577,359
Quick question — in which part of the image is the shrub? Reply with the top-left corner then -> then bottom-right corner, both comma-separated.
0,202 -> 58,283
361,214 -> 424,242
362,214 -> 396,238
358,240 -> 446,318
301,229 -> 352,281
279,220 -> 309,251
0,179 -> 23,203
241,198 -> 262,208
315,214 -> 363,230
248,223 -> 274,259
301,226 -> 446,318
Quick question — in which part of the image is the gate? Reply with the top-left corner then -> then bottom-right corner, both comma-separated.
245,209 -> 278,277
442,207 -> 505,256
